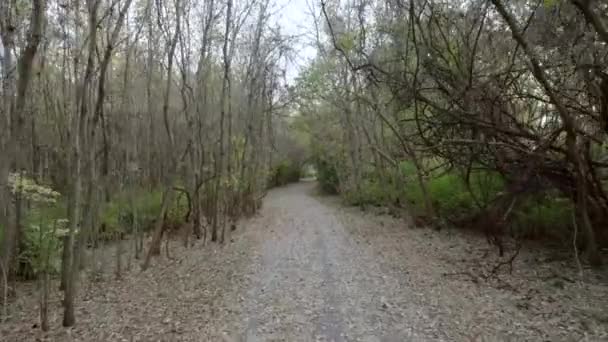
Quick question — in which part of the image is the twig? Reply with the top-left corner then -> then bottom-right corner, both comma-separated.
571,211 -> 584,285
1,261 -> 7,322
538,270 -> 575,284
371,146 -> 397,167
165,238 -> 175,261
490,240 -> 521,275
502,197 -> 517,221
442,271 -> 480,284
173,186 -> 192,222
255,191 -> 268,202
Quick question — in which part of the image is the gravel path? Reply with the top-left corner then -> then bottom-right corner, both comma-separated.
237,182 -> 608,341
2,181 -> 607,341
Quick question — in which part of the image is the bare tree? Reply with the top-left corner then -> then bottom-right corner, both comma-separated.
0,0 -> 46,282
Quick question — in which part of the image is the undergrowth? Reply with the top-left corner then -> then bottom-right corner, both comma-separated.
313,157 -> 574,244
268,160 -> 302,187
3,185 -> 189,280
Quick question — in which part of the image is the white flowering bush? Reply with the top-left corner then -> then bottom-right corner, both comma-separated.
6,173 -> 67,278
8,172 -> 61,203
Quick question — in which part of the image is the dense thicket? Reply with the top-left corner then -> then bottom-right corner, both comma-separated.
295,0 -> 608,264
0,0 -> 303,327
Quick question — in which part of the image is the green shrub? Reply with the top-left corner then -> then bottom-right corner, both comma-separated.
100,195 -> 130,238
167,190 -> 190,226
345,171 -> 401,206
315,158 -> 339,194
7,179 -> 192,280
134,189 -> 164,229
100,188 -> 188,237
269,160 -> 301,187
404,168 -> 504,217
402,167 -> 573,239
7,174 -> 67,279
513,196 -> 573,239
20,210 -> 68,278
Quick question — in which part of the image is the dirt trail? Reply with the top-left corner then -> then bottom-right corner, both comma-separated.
2,181 -> 608,341
233,182 -> 608,341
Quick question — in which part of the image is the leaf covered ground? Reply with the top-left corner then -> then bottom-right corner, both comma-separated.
2,182 -> 607,341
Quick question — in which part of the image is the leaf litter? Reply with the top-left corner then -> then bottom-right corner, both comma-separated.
1,182 -> 607,341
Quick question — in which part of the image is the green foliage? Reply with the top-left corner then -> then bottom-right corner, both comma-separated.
404,167 -> 504,217
13,177 -> 67,279
312,152 -> 572,239
135,190 -> 167,228
269,160 -> 301,187
345,176 -> 401,206
11,181 -> 192,279
513,196 -> 573,239
337,31 -> 356,52
330,159 -> 504,219
167,191 -> 190,226
544,0 -> 558,8
20,213 -> 68,277
398,164 -> 572,238
100,188 -> 188,238
314,158 -> 340,194
101,194 -> 134,238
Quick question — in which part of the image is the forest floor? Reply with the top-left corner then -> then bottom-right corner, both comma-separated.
2,181 -> 608,341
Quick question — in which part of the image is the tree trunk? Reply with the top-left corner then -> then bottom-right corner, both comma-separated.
217,0 -> 234,244
63,0 -> 99,327
491,0 -> 602,265
142,0 -> 183,269
142,187 -> 174,270
39,270 -> 49,331
0,0 -> 45,279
